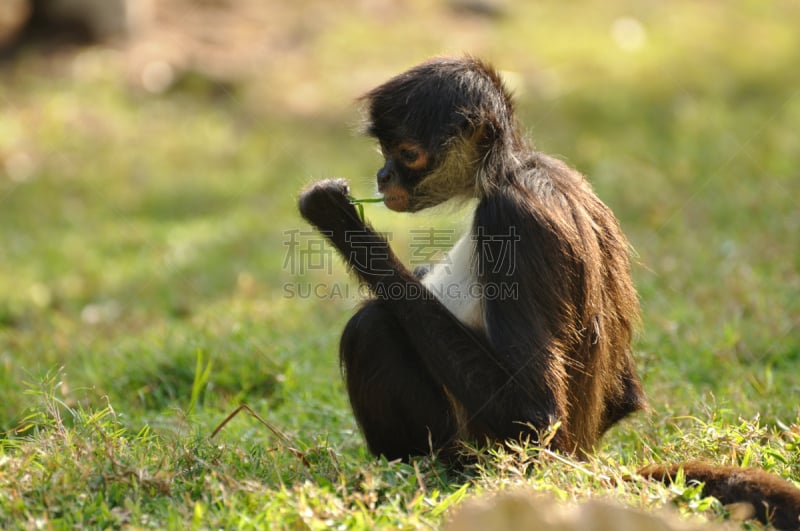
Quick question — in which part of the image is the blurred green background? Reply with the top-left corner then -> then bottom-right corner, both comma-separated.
2,0 -> 799,436
0,0 -> 798,524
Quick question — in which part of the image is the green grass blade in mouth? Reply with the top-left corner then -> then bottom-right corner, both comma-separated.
347,195 -> 383,221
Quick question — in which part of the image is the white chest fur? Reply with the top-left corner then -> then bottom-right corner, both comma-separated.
421,232 -> 485,330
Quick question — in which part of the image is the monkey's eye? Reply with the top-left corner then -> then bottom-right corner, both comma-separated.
396,143 -> 428,170
399,148 -> 420,163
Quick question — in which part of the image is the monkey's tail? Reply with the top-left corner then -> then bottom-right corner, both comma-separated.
639,462 -> 800,530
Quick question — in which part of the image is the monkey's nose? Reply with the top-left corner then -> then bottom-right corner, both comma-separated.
377,159 -> 393,185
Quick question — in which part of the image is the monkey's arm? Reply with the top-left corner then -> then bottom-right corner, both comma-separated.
472,188 -> 577,446
298,179 -> 561,444
298,179 -> 402,286
299,180 -> 452,292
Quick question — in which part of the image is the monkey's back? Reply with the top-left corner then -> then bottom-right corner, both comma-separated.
490,152 -> 647,452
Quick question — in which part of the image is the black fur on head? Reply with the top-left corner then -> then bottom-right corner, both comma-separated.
360,56 -> 525,211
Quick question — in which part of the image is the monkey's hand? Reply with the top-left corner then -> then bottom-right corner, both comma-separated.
299,179 -> 403,287
298,178 -> 362,233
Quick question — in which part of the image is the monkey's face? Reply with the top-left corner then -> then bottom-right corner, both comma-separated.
375,139 -> 432,212
373,132 -> 483,213
362,57 -> 515,211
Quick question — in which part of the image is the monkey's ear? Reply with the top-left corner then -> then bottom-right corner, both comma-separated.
468,113 -> 509,193
468,112 -> 504,152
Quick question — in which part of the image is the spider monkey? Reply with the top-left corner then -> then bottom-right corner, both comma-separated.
298,57 -> 800,529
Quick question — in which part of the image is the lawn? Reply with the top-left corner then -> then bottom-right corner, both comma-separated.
1,1 -> 798,528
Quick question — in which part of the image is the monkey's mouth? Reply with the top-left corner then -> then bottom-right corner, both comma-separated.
379,185 -> 411,212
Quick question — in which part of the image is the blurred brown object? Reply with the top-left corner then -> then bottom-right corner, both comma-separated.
33,0 -> 130,40
444,491 -> 726,531
1,0 -> 485,114
128,0 -> 327,85
0,0 -> 30,48
0,0 -> 142,51
125,0 -> 340,94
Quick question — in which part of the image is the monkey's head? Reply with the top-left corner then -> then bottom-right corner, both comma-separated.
361,57 -> 521,212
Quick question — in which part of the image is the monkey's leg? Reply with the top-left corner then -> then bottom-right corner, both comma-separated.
340,300 -> 459,460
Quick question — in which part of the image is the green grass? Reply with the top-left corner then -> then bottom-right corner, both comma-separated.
1,1 -> 799,528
